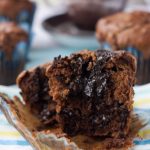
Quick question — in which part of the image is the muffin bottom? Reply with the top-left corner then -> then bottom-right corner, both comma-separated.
0,58 -> 25,85
0,42 -> 27,85
0,94 -> 143,150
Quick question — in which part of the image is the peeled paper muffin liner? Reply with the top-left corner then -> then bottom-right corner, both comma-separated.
0,93 -> 148,150
102,42 -> 150,85
0,41 -> 27,85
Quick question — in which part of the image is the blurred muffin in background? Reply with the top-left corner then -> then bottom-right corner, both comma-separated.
66,0 -> 127,30
0,0 -> 36,57
96,11 -> 150,85
0,22 -> 28,85
0,0 -> 36,31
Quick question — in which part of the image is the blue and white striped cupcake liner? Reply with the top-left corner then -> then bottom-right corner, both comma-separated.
0,4 -> 36,59
0,41 -> 28,85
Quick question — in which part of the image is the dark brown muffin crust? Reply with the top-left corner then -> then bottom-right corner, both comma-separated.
68,0 -> 125,30
0,0 -> 34,20
46,50 -> 136,138
0,22 -> 28,59
96,11 -> 150,58
17,63 -> 57,128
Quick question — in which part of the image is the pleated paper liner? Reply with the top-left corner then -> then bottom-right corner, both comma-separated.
0,93 -> 147,150
101,42 -> 150,85
0,42 -> 27,85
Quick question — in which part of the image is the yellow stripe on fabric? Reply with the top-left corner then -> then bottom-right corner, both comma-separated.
0,132 -> 21,138
138,129 -> 150,138
134,99 -> 150,107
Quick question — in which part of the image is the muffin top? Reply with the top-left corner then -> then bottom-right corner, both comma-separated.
0,0 -> 34,20
68,0 -> 125,30
96,11 -> 150,58
0,22 -> 28,58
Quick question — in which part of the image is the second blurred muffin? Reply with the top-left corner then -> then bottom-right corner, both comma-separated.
0,0 -> 36,57
66,0 -> 126,30
0,22 -> 28,85
96,11 -> 150,85
0,0 -> 36,32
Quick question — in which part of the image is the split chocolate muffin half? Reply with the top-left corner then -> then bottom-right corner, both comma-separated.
17,63 -> 57,128
46,49 -> 136,139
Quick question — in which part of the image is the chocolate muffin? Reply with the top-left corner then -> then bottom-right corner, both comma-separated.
0,0 -> 35,30
0,0 -> 33,19
17,63 -> 57,128
67,0 -> 126,30
0,22 -> 28,85
0,0 -> 36,57
17,49 -> 136,149
96,11 -> 150,84
46,50 -> 136,139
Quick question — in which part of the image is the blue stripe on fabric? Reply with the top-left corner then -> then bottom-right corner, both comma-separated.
2,139 -> 150,146
1,138 -> 150,146
0,140 -> 29,146
134,139 -> 150,145
134,108 -> 150,112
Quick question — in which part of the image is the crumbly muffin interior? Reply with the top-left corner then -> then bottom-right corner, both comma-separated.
17,65 -> 57,128
46,50 -> 136,138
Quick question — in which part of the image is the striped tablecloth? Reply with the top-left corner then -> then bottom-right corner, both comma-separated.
0,111 -> 32,150
0,86 -> 34,150
0,85 -> 150,150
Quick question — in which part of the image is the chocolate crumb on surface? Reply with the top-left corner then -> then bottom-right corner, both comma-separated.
46,50 -> 136,139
